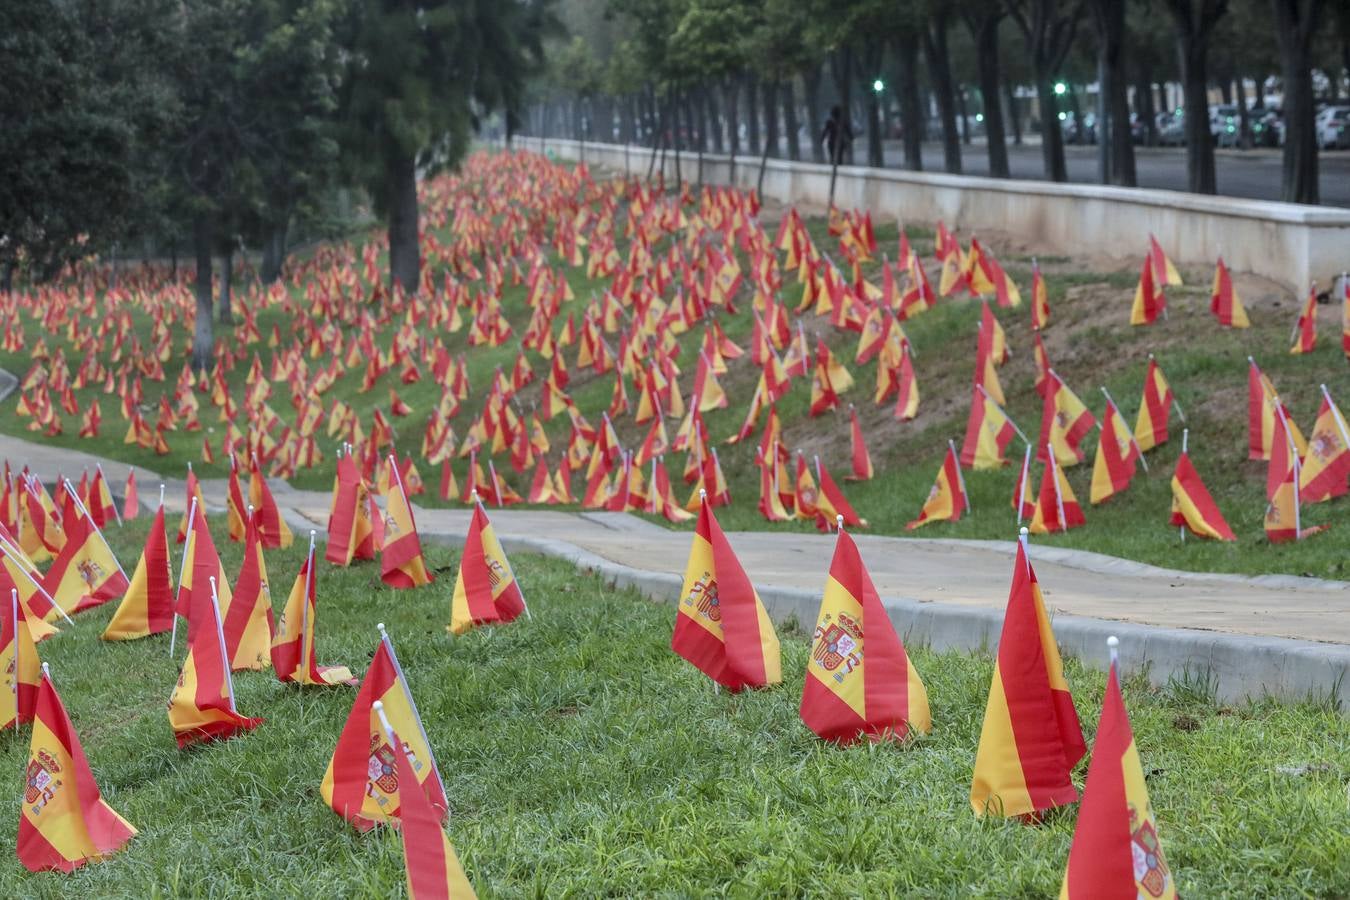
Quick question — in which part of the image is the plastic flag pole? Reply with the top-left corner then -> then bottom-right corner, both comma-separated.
1108,634 -> 1119,669
1015,445 -> 1031,527
377,622 -> 445,802
1180,429 -> 1188,543
1018,526 -> 1031,573
300,531 -> 315,678
169,495 -> 198,657
209,576 -> 239,713
9,589 -> 18,711
1321,384 -> 1350,450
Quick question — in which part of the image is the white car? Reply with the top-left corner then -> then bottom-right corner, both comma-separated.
1316,106 -> 1350,150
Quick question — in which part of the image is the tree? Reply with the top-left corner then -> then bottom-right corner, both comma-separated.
1089,0 -> 1137,185
1009,0 -> 1086,182
1270,0 -> 1325,203
337,0 -> 550,292
1163,0 -> 1228,194
924,6 -> 964,173
963,0 -> 1012,177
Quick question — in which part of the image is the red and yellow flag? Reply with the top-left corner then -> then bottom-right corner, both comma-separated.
1147,234 -> 1181,286
1247,360 -> 1307,460
801,527 -> 929,743
846,406 -> 873,481
176,466 -> 206,543
18,669 -> 136,871
1299,388 -> 1350,504
40,507 -> 127,621
671,495 -> 781,692
1,588 -> 42,729
1060,656 -> 1177,899
1133,357 -> 1175,453
271,537 -> 355,686
323,630 -> 445,831
1289,285 -> 1317,354
906,443 -> 967,530
101,502 -> 174,640
1170,447 -> 1236,541
375,708 -> 477,899
249,454 -> 294,548
1209,256 -> 1249,327
1030,260 -> 1050,329
168,575 -> 262,747
960,386 -> 1018,470
1090,398 -> 1141,505
1028,451 -> 1086,534
381,457 -> 433,589
1038,372 -> 1096,466
448,501 -> 527,636
971,538 -> 1085,818
222,511 -> 276,671
1130,257 -> 1165,325
175,500 -> 232,645
1264,411 -> 1326,544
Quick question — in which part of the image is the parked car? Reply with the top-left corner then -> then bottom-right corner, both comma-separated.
1316,106 -> 1350,149
1209,105 -> 1240,147
1061,112 -> 1096,144
1157,110 -> 1186,146
1247,106 -> 1281,147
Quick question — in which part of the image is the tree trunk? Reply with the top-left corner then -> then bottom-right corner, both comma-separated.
1234,77 -> 1252,147
804,65 -> 825,163
762,80 -> 780,161
386,149 -> 420,291
725,80 -> 739,187
746,73 -> 761,156
1135,72 -> 1158,145
1035,77 -> 1069,181
923,13 -> 963,174
1271,0 -> 1323,204
1006,79 -> 1023,145
170,240 -> 177,279
831,48 -> 854,164
783,79 -> 801,161
897,32 -> 925,170
260,216 -> 288,284
191,216 -> 214,372
707,88 -> 724,153
672,93 -> 683,192
1093,0 -> 1137,185
972,17 -> 1010,177
1178,40 -> 1217,193
1,261 -> 14,294
218,245 -> 234,324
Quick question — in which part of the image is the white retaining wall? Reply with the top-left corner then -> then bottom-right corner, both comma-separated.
510,136 -> 1350,293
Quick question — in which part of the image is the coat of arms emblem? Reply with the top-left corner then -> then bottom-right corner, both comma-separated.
812,613 -> 863,674
25,749 -> 62,813
367,736 -> 399,797
683,573 -> 720,622
1130,803 -> 1171,897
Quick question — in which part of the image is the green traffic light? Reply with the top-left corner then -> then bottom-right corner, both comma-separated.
1054,82 -> 1067,96
872,79 -> 884,93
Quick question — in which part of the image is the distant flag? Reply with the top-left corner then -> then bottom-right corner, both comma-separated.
371,701 -> 478,899
1169,430 -> 1236,542
971,534 -> 1085,818
814,455 -> 866,531
248,455 -> 293,549
1133,356 -> 1180,453
1298,386 -> 1350,504
1247,358 -> 1307,460
40,491 -> 128,620
906,442 -> 968,530
448,498 -> 527,636
961,384 -> 1022,470
671,493 -> 781,692
1030,259 -> 1050,329
846,406 -> 874,481
101,491 -> 174,641
1289,284 -> 1317,354
1209,256 -> 1249,327
325,450 -> 365,566
323,625 -> 445,832
1090,389 -> 1145,505
381,455 -> 434,589
1028,450 -> 1086,534
222,509 -> 276,670
123,471 -> 140,521
1264,407 -> 1327,543
87,467 -> 119,529
1038,371 -> 1096,466
801,522 -> 930,743
0,589 -> 41,728
17,665 -> 136,872
1060,637 -> 1177,900
168,576 -> 262,747
271,533 -> 355,686
1147,234 -> 1181,286
1130,257 -> 1165,326
176,464 -> 206,543
171,498 -> 232,655
893,343 -> 919,421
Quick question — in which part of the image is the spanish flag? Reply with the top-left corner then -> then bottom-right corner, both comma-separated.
1265,410 -> 1327,544
271,536 -> 355,686
1130,257 -> 1165,325
1248,359 -> 1307,460
1031,260 -> 1050,329
671,494 -> 781,692
373,705 -> 477,899
1090,397 -> 1141,505
176,465 -> 206,543
175,500 -> 232,646
168,575 -> 263,747
1133,356 -> 1176,453
814,457 -> 867,531
1147,234 -> 1181,286
971,538 -> 1085,818
1170,442 -> 1236,541
40,506 -> 127,621
448,500 -> 526,636
1299,388 -> 1350,503
0,534 -> 64,634
17,668 -> 136,871
249,454 -> 294,549
960,386 -> 1018,469
906,443 -> 968,530
0,588 -> 42,729
1038,372 -> 1096,467
222,511 -> 276,671
101,501 -> 174,640
1289,285 -> 1317,354
1060,652 -> 1177,899
322,629 -> 445,831
1028,452 -> 1086,534
801,526 -> 930,743
1209,256 -> 1249,327
325,451 -> 362,566
226,457 -> 248,543
381,456 -> 433,589
846,406 -> 874,480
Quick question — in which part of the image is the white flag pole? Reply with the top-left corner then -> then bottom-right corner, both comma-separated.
377,622 -> 445,803
209,576 -> 239,712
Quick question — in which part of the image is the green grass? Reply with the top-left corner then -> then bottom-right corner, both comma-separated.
2,151 -> 1348,582
0,517 -> 1346,896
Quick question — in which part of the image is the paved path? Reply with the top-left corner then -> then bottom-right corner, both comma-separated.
6,434 -> 1347,705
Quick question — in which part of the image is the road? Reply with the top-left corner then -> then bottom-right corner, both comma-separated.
877,140 -> 1350,208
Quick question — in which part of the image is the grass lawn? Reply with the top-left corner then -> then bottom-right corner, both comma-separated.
0,517 -> 1345,896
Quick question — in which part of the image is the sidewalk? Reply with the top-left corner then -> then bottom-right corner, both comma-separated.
6,433 -> 1347,706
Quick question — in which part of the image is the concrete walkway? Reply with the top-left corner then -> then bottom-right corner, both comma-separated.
7,434 -> 1348,707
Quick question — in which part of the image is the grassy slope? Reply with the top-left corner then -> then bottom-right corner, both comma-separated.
1,154 -> 1348,581
0,517 -> 1344,896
